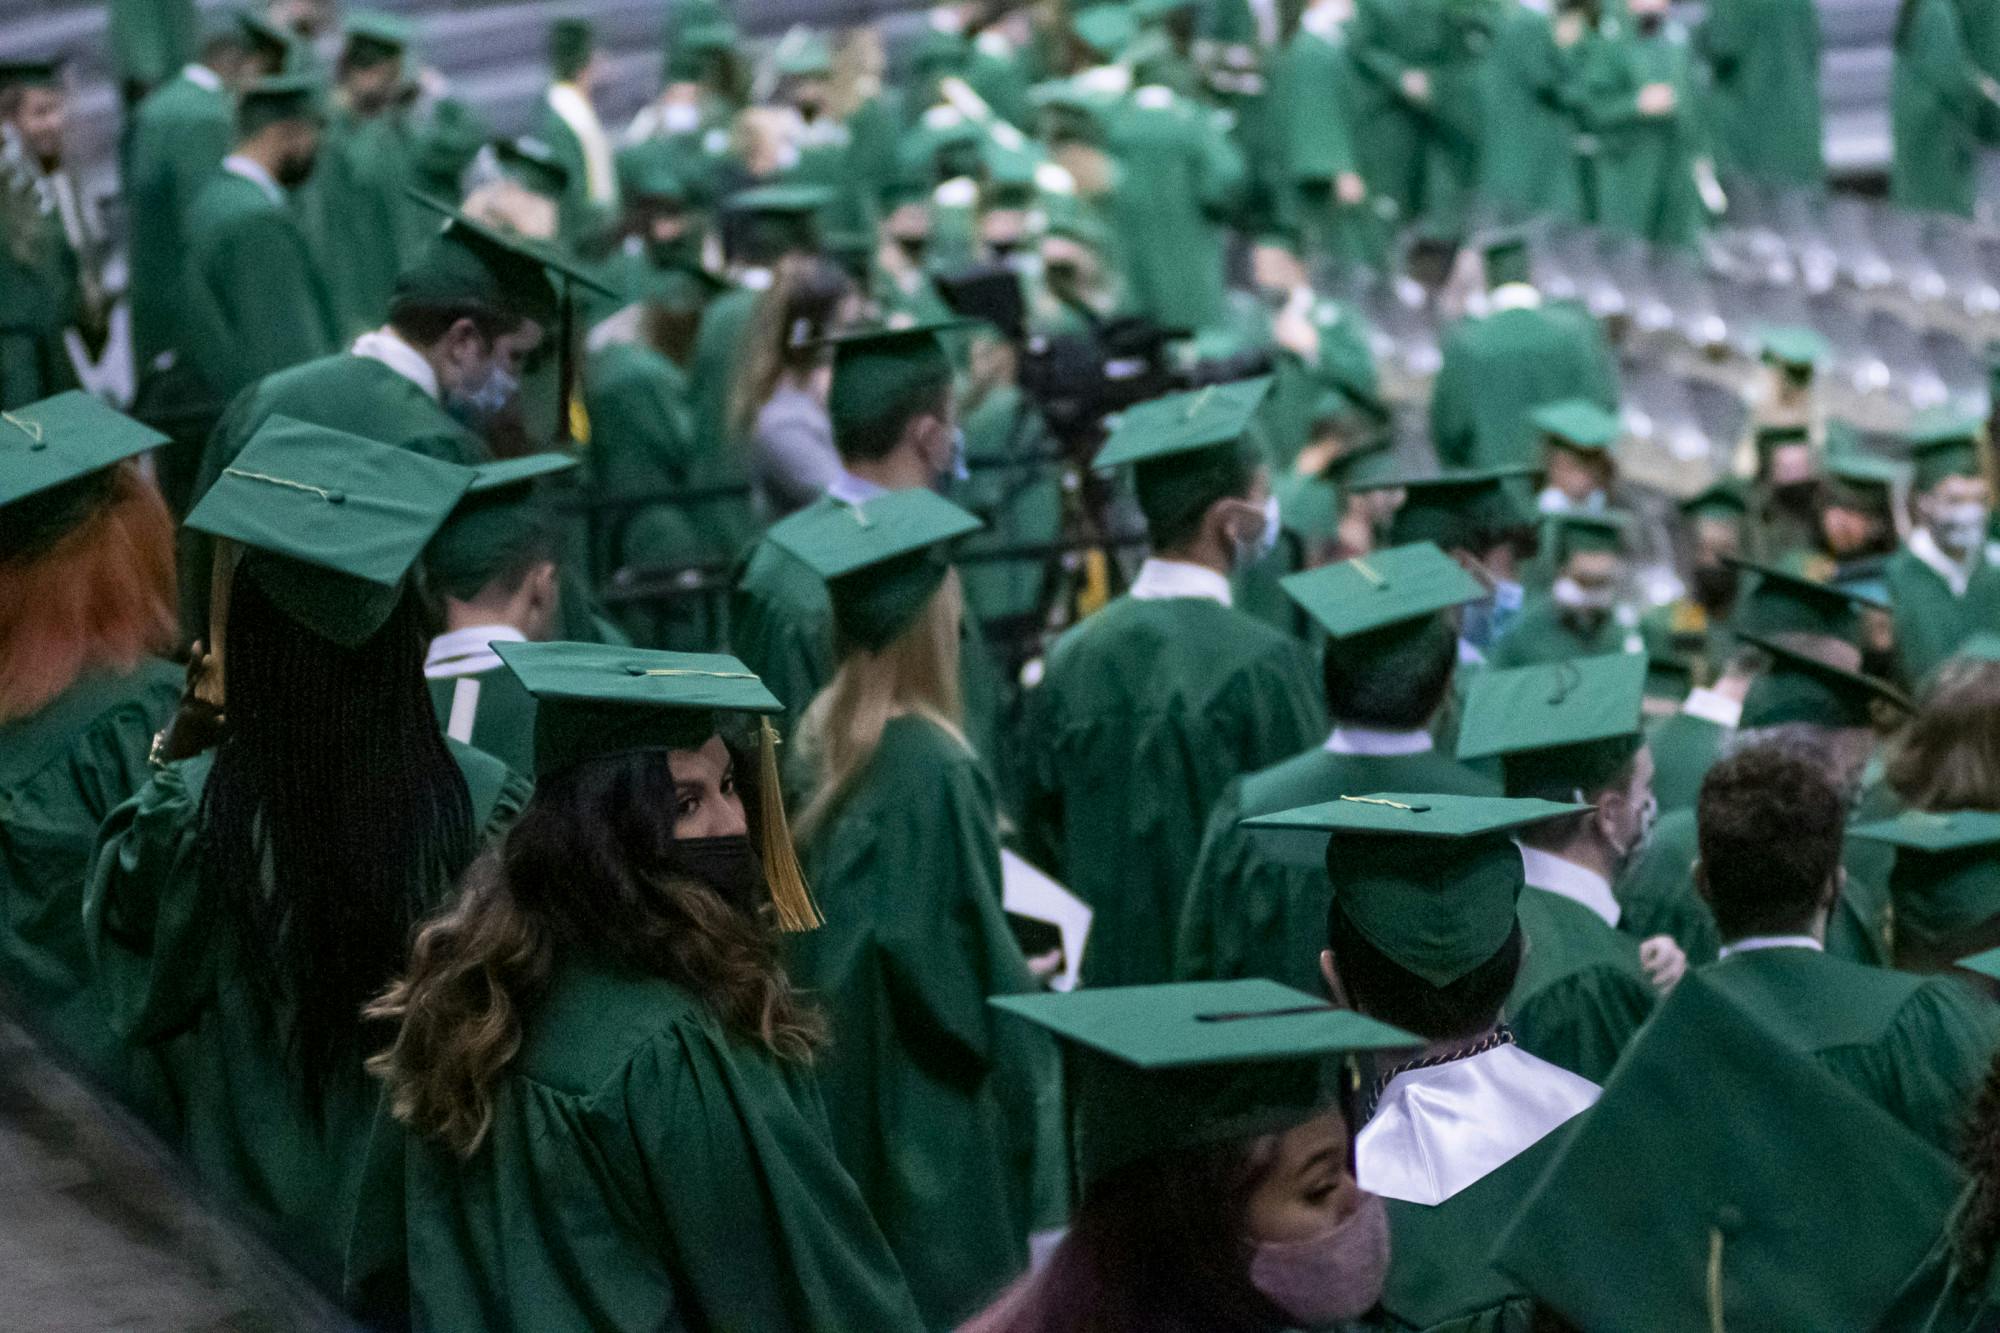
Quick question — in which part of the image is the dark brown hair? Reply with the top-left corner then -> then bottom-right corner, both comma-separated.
1697,742 -> 1846,941
1886,659 -> 2000,812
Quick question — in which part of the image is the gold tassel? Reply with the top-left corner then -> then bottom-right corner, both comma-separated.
758,718 -> 821,932
1706,1226 -> 1727,1333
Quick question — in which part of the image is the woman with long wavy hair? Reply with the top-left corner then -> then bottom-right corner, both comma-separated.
730,253 -> 858,517
0,394 -> 180,1114
366,640 -> 926,1333
84,423 -> 528,1301
781,488 -> 1058,1330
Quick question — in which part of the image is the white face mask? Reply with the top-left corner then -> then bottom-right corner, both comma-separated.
1552,575 -> 1615,613
1248,1192 -> 1390,1327
1232,493 -> 1282,571
661,101 -> 701,134
1932,501 -> 1990,557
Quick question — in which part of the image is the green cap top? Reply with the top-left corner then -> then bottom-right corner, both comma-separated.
1095,377 -> 1276,471
1824,452 -> 1907,510
1728,558 -> 1882,643
427,453 -> 579,601
496,135 -> 572,197
343,10 -> 416,57
0,391 -> 169,508
495,641 -> 782,777
725,182 -> 836,216
239,72 -> 325,131
1848,808 -> 2000,855
1479,229 -> 1533,289
767,489 -> 983,652
1677,478 -> 1750,522
1530,398 -> 1621,453
185,416 -> 473,646
1357,466 -> 1537,552
1245,793 -> 1589,986
1956,944 -> 2000,980
0,59 -> 61,90
550,17 -> 594,81
771,27 -> 834,77
1456,655 -> 1648,799
1493,971 -> 1961,1333
1906,409 -> 1986,491
616,139 -> 689,202
991,980 -> 1419,1186
400,191 -> 618,319
1281,542 -> 1485,641
1071,5 -> 1139,58
1757,326 -> 1832,370
1547,510 -> 1632,561
233,9 -> 294,63
1737,632 -> 1911,730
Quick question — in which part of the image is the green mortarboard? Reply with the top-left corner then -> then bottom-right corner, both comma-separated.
1458,653 -> 1648,797
238,73 -> 325,134
549,17 -> 595,81
724,181 -> 834,216
0,59 -> 61,91
1133,0 -> 1200,21
412,97 -> 489,188
991,980 -> 1419,1187
1727,558 -> 1882,643
766,489 -> 984,652
399,191 -> 618,324
1044,209 -> 1112,252
426,453 -> 579,601
1282,542 -> 1484,641
0,391 -> 169,509
1906,409 -> 1986,491
494,640 -> 781,776
1678,478 -> 1749,522
1531,398 -> 1622,454
1752,422 -> 1810,464
1546,510 -> 1631,561
1824,452 -> 1907,512
343,10 -> 415,64
1757,325 -> 1832,371
495,135 -> 572,197
1070,5 -> 1138,58
1851,808 -> 2000,856
1099,378 -> 1274,541
1493,971 -> 1961,1332
1647,651 -> 1694,703
1480,229 -> 1533,289
825,319 -> 970,455
233,9 -> 295,64
617,140 -> 689,202
771,27 -> 834,77
184,416 -> 472,647
1852,810 -> 2000,965
1955,942 -> 2000,980
1244,793 -> 1590,986
909,26 -> 972,71
1357,466 -> 1538,553
1736,632 -> 1911,730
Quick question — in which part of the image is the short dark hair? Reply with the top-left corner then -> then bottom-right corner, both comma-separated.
834,375 -> 951,464
388,299 -> 523,348
1327,908 -> 1523,1043
1697,742 -> 1845,941
1137,447 -> 1257,553
1323,615 -> 1457,730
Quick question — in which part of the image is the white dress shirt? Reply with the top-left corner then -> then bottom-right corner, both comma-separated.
222,153 -> 283,206
351,328 -> 440,401
1325,726 -> 1435,756
425,625 -> 527,680
1519,845 -> 1622,928
1717,934 -> 1823,960
1129,557 -> 1233,607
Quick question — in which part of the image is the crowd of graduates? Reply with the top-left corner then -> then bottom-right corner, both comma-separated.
10,0 -> 2000,1331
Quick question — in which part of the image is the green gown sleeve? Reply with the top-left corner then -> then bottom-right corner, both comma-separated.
1821,977 -> 2000,1155
1508,962 -> 1656,1085
204,211 -> 340,397
1174,778 -> 1327,994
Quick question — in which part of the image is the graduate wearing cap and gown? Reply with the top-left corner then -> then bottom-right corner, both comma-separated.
537,19 -> 620,248
1855,810 -> 2000,973
1891,0 -> 1996,218
1639,478 -> 1750,696
1476,2 -> 1587,226
1176,544 -> 1501,993
84,422 -> 529,1296
1429,238 -> 1619,474
1486,513 -> 1645,670
108,0 -> 201,107
1528,396 -> 1623,518
0,395 -> 182,1119
1102,76 -> 1244,334
1269,0 -> 1389,274
1575,2 -> 1714,250
780,490 -> 1060,1329
1698,0 -> 1824,188
1245,793 -> 1607,1333
1025,378 -> 1325,989
367,640 -> 926,1333
1886,417 -> 2000,686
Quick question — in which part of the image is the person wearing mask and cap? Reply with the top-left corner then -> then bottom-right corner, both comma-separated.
1244,791 -> 1606,1332
1641,478 -> 1749,686
1457,654 -> 1672,1082
1617,633 -> 1914,969
1176,543 -> 1501,993
537,18 -> 620,247
0,395 -> 181,1119
423,454 -> 578,776
1429,233 -> 1619,473
1697,0 -> 1824,190
1024,377 -> 1325,989
1853,810 -> 2000,974
1575,0 -> 1717,250
780,489 -> 1056,1328
1486,511 -> 1643,669
85,421 -> 530,1302
1809,451 -> 1909,578
365,640 -> 927,1333
1690,744 -> 2000,1152
1493,970 -> 1963,1332
1885,412 -> 2000,685
1745,325 -> 1830,439
179,72 -> 338,404
966,980 -> 1416,1333
1744,422 -> 1826,565
1530,396 -> 1623,516
603,143 -> 710,305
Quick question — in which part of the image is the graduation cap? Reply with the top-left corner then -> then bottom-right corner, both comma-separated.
184,416 -> 473,647
721,183 -> 834,258
1070,5 -> 1138,59
991,980 -> 1420,1187
1458,653 -> 1649,798
1851,811 -> 2000,957
1749,422 -> 1811,472
401,189 -> 616,336
0,392 -> 169,561
1906,409 -> 1987,492
342,10 -> 415,67
0,58 -> 62,92
1677,478 -> 1749,523
1546,510 -> 1632,562
1283,542 -> 1485,641
1097,378 -> 1273,538
549,17 -> 595,82
824,319 -> 974,454
1531,398 -> 1622,455
1492,970 -> 1961,1333
1357,465 -> 1538,553
495,136 -> 572,198
425,453 -> 579,601
1479,228 -> 1533,290
616,140 -> 690,203
1757,325 -> 1832,372
1244,794 -> 1590,987
1955,942 -> 2000,980
667,0 -> 739,76
1727,558 -> 1883,643
908,26 -> 972,72
1824,452 -> 1908,515
494,640 -> 820,931
238,72 -> 325,135
765,488 -> 984,652
934,265 -> 1027,342
1736,632 -> 1911,730
771,27 -> 834,78
412,97 -> 490,191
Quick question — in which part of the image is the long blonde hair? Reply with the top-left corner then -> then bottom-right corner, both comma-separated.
793,569 -> 967,841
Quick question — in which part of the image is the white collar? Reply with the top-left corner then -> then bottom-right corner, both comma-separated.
222,154 -> 284,205
826,472 -> 889,506
1489,282 -> 1543,312
1907,527 -> 1985,598
183,63 -> 224,93
1519,846 -> 1621,928
1679,687 -> 1742,729
1717,934 -> 1823,960
1300,2 -> 1350,41
1358,1043 -> 1598,1206
1325,726 -> 1435,756
737,266 -> 774,292
1130,557 -> 1233,607
351,327 -> 440,401
425,625 -> 528,679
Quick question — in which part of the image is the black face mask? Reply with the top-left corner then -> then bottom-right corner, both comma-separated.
1770,480 -> 1821,524
663,835 -> 764,913
1689,562 -> 1739,614
895,235 -> 929,264
1635,11 -> 1664,34
1558,606 -> 1611,638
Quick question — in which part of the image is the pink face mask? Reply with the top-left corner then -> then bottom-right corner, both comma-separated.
1247,1191 -> 1391,1326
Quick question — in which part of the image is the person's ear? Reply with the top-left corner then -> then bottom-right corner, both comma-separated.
1319,948 -> 1351,1009
1691,856 -> 1711,909
1822,864 -> 1845,913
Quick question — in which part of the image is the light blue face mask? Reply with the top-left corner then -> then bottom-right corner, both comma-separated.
446,361 -> 520,427
950,425 -> 970,482
1231,493 -> 1282,571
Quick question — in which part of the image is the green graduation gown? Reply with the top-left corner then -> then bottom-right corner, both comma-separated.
1576,19 -> 1710,248
180,168 -> 342,404
1270,15 -> 1389,272
1886,541 -> 2000,687
1103,86 -> 1244,334
390,958 -> 926,1333
0,209 -> 82,410
126,68 -> 233,371
1506,886 -> 1656,1085
682,284 -> 763,560
1174,743 -> 1499,992
309,109 -> 420,338
108,0 -> 199,93
429,662 -> 538,780
1699,0 -> 1824,188
82,741 -> 528,1293
1645,709 -> 1731,813
1477,4 -> 1586,225
1892,0 -> 1988,217
0,662 -> 180,1117
1344,0 -> 1453,228
1428,300 -> 1618,472
1484,596 -> 1642,671
1701,947 -> 2000,1153
790,715 -> 1054,1330
1023,592 -> 1325,987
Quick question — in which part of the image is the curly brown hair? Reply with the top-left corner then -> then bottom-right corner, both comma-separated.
367,746 -> 824,1157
